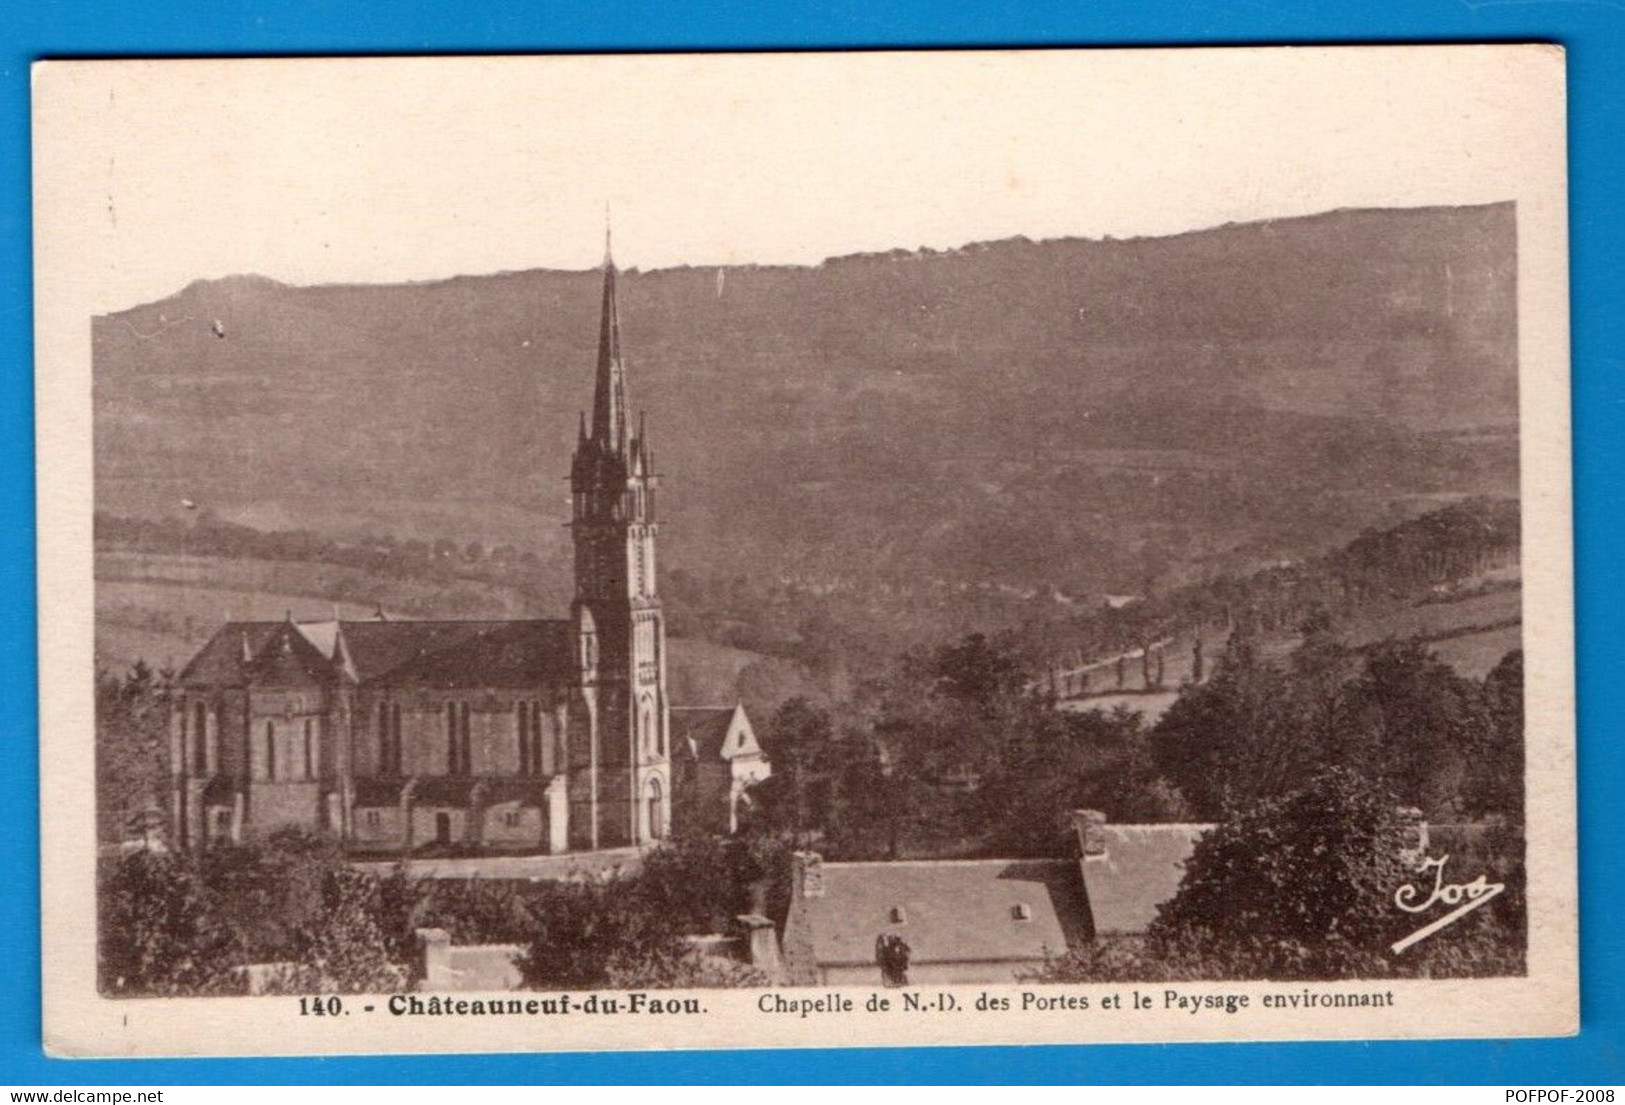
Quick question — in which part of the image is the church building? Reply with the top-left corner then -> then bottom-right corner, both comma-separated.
168,235 -> 766,855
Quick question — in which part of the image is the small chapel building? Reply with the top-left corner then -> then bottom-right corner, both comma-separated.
168,234 -> 768,855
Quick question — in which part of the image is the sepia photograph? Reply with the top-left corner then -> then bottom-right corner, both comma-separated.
33,47 -> 1575,1056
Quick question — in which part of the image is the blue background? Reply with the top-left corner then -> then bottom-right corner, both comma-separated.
1,0 -> 1617,1085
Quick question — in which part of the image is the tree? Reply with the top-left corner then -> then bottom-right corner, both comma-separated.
760,697 -> 835,842
1346,640 -> 1481,818
1466,650 -> 1523,822
263,868 -> 404,994
1150,634 -> 1316,818
99,850 -> 244,996
96,663 -> 174,846
201,827 -> 349,963
823,738 -> 930,861
516,877 -> 686,989
1148,767 -> 1413,977
634,834 -> 752,934
978,706 -> 1180,856
930,632 -> 1026,715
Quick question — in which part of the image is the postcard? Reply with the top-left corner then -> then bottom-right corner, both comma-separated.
33,47 -> 1575,1056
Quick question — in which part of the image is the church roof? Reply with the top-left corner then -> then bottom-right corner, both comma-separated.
179,623 -> 281,686
179,620 -> 336,688
670,706 -> 738,761
801,859 -> 1087,968
366,619 -> 574,688
179,618 -> 574,689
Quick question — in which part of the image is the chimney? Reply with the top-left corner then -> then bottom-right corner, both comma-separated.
1072,809 -> 1108,860
736,914 -> 785,983
792,851 -> 825,899
1396,806 -> 1429,867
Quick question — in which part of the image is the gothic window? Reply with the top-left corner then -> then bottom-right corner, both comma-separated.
303,719 -> 314,780
518,702 -> 531,775
532,703 -> 544,776
379,701 -> 401,775
446,702 -> 457,774
391,703 -> 402,773
265,721 -> 276,781
460,702 -> 473,774
194,701 -> 209,774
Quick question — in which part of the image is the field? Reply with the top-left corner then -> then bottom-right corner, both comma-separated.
1339,588 -> 1521,648
1061,584 -> 1523,726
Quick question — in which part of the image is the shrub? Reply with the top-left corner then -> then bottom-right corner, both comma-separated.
1152,767 -> 1414,960
261,869 -> 405,995
98,850 -> 244,996
516,878 -> 687,989
1039,768 -> 1523,983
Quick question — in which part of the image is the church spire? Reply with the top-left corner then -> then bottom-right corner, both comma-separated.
591,215 -> 628,455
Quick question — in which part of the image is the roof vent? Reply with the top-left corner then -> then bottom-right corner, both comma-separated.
1012,903 -> 1032,921
888,906 -> 907,925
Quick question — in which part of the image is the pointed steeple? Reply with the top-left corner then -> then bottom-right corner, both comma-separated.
591,215 -> 629,455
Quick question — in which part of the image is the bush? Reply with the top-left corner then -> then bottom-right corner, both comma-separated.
1038,768 -> 1524,983
1152,767 -> 1414,959
410,878 -> 539,947
260,869 -> 405,995
99,850 -> 244,996
516,877 -> 687,989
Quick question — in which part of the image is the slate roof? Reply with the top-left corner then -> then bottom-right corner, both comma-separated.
414,777 -> 481,806
353,777 -> 410,808
670,707 -> 737,761
479,777 -> 550,807
179,618 -> 574,690
804,860 -> 1088,967
1079,824 -> 1209,937
368,620 -> 575,688
179,621 -> 336,688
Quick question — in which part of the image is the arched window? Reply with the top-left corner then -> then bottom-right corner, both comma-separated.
265,721 -> 276,781
531,702 -> 544,775
446,702 -> 458,774
303,719 -> 314,780
377,701 -> 389,771
460,702 -> 473,774
194,701 -> 209,774
390,703 -> 402,773
640,699 -> 654,757
517,702 -> 531,775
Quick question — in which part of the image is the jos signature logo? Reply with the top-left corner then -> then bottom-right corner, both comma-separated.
1391,854 -> 1505,954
